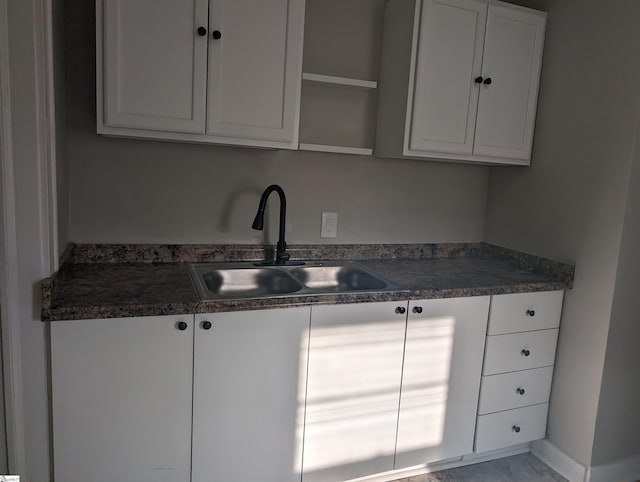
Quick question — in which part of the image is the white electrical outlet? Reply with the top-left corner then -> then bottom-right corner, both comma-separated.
321,212 -> 338,238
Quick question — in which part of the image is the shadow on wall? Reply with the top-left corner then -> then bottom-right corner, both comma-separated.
217,186 -> 264,234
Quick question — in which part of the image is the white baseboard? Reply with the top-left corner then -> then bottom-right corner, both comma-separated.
531,439 -> 640,482
588,453 -> 640,482
530,439 -> 588,482
349,445 -> 530,482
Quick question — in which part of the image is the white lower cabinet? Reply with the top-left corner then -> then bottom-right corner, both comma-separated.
482,329 -> 559,375
475,403 -> 549,453
302,301 -> 408,482
395,297 -> 490,468
474,290 -> 564,453
51,308 -> 311,482
302,297 -> 492,481
191,308 -> 311,482
50,292 -> 564,481
51,315 -> 194,482
478,366 -> 554,415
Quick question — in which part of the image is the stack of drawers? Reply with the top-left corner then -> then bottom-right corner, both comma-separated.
474,290 -> 564,453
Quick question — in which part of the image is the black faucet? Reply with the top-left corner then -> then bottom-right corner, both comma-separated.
252,184 -> 302,266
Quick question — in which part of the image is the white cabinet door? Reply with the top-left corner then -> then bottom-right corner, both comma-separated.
473,3 -> 546,160
51,315 -> 194,482
206,0 -> 304,144
100,0 -> 208,133
191,308 -> 311,482
408,0 -> 487,155
302,302 -> 408,482
395,297 -> 490,469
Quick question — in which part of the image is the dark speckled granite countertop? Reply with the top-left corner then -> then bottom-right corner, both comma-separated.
41,243 -> 574,321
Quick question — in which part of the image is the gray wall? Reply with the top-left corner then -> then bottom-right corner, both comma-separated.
65,0 -> 489,246
485,0 -> 640,467
591,103 -> 640,466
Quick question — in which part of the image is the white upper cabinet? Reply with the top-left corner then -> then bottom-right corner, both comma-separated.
376,0 -> 546,165
473,4 -> 546,160
100,0 -> 209,133
97,0 -> 305,149
409,0 -> 487,156
206,0 -> 302,143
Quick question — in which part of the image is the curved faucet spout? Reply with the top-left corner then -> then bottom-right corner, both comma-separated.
252,184 -> 290,265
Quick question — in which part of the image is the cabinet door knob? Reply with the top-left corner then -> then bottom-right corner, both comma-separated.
516,387 -> 526,395
526,309 -> 536,317
196,26 -> 207,36
483,77 -> 492,85
412,306 -> 423,314
512,425 -> 521,433
474,76 -> 483,84
201,321 -> 212,330
176,321 -> 188,331
212,30 -> 222,39
395,306 -> 406,315
521,349 -> 531,357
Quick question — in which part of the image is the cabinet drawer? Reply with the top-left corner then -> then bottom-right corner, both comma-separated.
478,366 -> 553,415
488,291 -> 563,335
475,403 -> 548,453
483,329 -> 558,375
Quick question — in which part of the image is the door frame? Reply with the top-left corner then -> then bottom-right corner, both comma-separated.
0,0 -> 58,475
0,0 -> 27,471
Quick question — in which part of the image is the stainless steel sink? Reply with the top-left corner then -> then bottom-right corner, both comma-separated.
189,261 -> 397,301
200,267 -> 302,299
290,266 -> 387,292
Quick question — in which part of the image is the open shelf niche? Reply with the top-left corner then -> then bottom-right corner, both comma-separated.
299,0 -> 385,156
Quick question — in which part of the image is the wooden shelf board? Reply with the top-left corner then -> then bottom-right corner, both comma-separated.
299,143 -> 373,156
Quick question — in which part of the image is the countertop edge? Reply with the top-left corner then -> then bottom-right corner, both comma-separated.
42,282 -> 569,322
42,243 -> 574,322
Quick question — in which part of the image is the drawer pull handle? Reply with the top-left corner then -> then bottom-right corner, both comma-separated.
526,309 -> 536,317
395,306 -> 406,315
201,321 -> 212,330
521,349 -> 531,357
512,425 -> 521,433
516,387 -> 526,395
412,306 -> 423,314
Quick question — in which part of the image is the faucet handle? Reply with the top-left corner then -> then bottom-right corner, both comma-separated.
280,251 -> 291,263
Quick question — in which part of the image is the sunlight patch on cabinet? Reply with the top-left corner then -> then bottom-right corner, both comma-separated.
295,315 -> 456,475
395,316 -> 455,455
298,320 -> 405,473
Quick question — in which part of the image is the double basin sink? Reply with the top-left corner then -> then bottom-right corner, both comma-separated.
189,261 -> 397,301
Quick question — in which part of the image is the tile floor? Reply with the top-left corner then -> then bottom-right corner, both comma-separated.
392,453 -> 567,482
